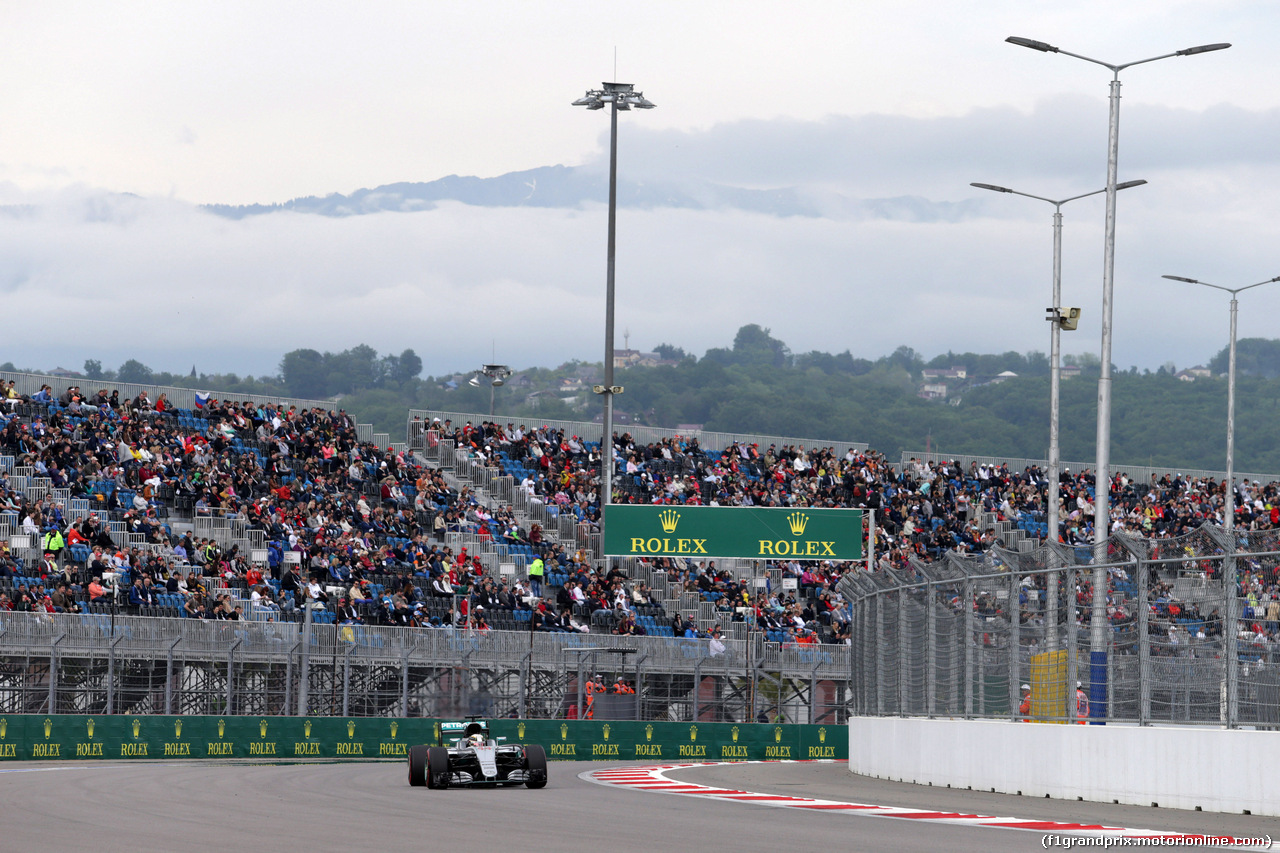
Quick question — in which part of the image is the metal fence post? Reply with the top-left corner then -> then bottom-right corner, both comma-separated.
401,645 -> 412,715
226,638 -> 241,715
810,660 -> 821,725
284,641 -> 299,716
1047,550 -> 1059,654
926,579 -> 937,718
48,632 -> 65,714
106,635 -> 123,715
518,650 -> 532,719
1224,546 -> 1240,729
164,637 -> 181,716
963,574 -> 974,719
635,653 -> 645,722
875,594 -> 886,716
1009,567 -> 1020,717
861,595 -> 872,716
1136,555 -> 1150,726
342,645 -> 354,717
896,588 -> 907,715
1066,564 -> 1078,723
298,608 -> 312,716
693,656 -> 704,722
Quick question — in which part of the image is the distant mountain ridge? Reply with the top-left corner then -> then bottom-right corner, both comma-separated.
202,164 -> 980,223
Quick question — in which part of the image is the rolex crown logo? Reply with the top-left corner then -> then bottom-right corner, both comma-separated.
87,718 -> 95,739
560,723 -> 569,740
787,511 -> 809,536
658,508 -> 680,533
818,727 -> 826,743
774,726 -> 783,743
217,719 -> 225,738
304,720 -> 312,738
347,720 -> 356,738
517,722 -> 525,739
689,725 -> 697,742
175,719 -> 182,738
44,718 -> 52,738
391,722 -> 399,739
260,720 -> 268,738
433,723 -> 440,741
133,719 -> 142,738
602,724 -> 611,741
0,718 -> 7,739
644,724 -> 653,742
731,726 -> 739,742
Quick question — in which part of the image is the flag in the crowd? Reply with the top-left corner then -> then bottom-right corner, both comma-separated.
194,392 -> 211,409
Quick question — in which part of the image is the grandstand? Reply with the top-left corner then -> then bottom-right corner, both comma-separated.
0,367 -> 1278,725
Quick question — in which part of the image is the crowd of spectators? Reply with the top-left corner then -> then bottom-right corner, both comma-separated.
3,387 -> 1280,657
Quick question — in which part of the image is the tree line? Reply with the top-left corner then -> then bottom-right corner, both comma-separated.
10,327 -> 1280,471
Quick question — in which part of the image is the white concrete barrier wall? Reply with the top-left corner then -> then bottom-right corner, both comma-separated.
848,716 -> 1280,816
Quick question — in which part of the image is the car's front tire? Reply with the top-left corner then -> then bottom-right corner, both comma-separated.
523,744 -> 547,789
426,746 -> 451,789
408,745 -> 428,787
409,742 -> 430,788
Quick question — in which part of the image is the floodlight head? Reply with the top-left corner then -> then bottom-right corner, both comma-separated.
632,95 -> 656,109
1006,36 -> 1058,52
572,94 -> 605,109
1162,275 -> 1199,284
971,182 -> 1012,193
491,377 -> 505,387
468,376 -> 482,388
1176,43 -> 1230,56
1115,180 -> 1148,191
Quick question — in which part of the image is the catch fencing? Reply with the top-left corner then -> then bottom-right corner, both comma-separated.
0,611 -> 853,726
840,524 -> 1280,727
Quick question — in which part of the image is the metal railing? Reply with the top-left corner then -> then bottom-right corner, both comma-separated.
0,369 -> 337,414
899,450 -> 1280,488
408,409 -> 868,458
841,525 -> 1280,728
0,611 -> 853,724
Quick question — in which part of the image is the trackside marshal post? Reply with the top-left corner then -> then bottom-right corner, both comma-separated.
603,506 -> 864,560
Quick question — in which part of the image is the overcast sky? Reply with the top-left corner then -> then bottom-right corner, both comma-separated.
0,1 -> 1277,380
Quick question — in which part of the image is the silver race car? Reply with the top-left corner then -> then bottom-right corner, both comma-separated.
407,720 -> 547,789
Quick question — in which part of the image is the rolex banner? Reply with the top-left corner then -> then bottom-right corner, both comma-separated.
603,505 -> 864,560
0,716 -> 845,763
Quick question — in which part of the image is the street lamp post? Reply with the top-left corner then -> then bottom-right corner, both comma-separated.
1162,275 -> 1280,535
573,82 -> 654,551
1163,273 -> 1280,728
1007,36 -> 1229,723
469,363 -> 512,417
971,178 -> 1146,660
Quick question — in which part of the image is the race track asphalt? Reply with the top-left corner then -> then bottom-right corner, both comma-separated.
4,759 -> 1276,853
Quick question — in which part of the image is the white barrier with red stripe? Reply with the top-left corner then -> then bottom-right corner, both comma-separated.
848,717 -> 1280,817
582,763 -> 1272,850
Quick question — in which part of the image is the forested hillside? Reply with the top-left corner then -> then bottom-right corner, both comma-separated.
22,329 -> 1280,472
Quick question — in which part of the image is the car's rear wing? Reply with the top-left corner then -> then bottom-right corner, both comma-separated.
438,719 -> 490,745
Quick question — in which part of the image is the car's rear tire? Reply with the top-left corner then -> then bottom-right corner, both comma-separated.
426,746 -> 451,789
523,744 -> 547,789
407,745 -> 428,787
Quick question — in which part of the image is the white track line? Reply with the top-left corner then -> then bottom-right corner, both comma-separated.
580,762 -> 1272,851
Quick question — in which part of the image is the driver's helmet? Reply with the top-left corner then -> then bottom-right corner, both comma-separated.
468,733 -> 486,748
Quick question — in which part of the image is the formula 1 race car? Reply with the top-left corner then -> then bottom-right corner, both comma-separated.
407,720 -> 547,789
